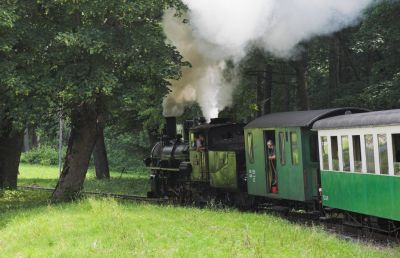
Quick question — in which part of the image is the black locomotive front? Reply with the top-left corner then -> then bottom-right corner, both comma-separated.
144,117 -> 191,198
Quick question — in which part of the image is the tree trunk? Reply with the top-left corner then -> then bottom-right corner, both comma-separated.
291,57 -> 309,111
52,103 -> 99,201
263,65 -> 273,115
329,35 -> 340,103
0,121 -> 24,189
93,126 -> 110,179
30,127 -> 38,149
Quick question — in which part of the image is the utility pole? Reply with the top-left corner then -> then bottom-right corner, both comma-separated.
58,113 -> 63,175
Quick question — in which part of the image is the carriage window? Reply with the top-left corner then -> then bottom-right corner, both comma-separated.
341,136 -> 350,171
310,134 -> 319,162
378,134 -> 388,175
331,136 -> 339,171
321,136 -> 329,170
352,135 -> 362,172
364,134 -> 375,173
393,134 -> 400,175
247,132 -> 254,164
290,132 -> 299,165
278,132 -> 286,165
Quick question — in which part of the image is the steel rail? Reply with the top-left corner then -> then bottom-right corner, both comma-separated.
17,186 -> 166,203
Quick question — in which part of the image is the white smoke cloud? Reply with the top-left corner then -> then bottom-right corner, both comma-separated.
162,11 -> 237,120
184,0 -> 376,58
163,0 -> 377,118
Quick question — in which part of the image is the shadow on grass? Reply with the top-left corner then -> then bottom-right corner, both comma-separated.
0,190 -> 52,229
18,178 -> 58,188
18,176 -> 150,196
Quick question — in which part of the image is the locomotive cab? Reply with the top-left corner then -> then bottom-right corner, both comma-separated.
189,119 -> 246,191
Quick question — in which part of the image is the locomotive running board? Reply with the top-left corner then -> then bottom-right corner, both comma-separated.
148,167 -> 180,172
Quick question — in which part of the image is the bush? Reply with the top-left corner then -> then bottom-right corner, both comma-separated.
20,146 -> 66,166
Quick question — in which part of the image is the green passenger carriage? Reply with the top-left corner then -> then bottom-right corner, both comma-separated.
313,110 -> 400,223
244,108 -> 367,205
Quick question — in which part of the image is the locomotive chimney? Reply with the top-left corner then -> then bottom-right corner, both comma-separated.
165,117 -> 177,139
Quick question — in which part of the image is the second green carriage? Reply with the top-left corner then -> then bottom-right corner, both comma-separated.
313,109 -> 400,222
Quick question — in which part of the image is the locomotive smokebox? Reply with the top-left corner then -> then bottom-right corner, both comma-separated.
165,116 -> 177,139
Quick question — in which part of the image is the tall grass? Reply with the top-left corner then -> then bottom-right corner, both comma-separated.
0,193 -> 398,258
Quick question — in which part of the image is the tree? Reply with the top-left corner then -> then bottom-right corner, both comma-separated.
0,1 -> 55,188
32,1 -> 186,201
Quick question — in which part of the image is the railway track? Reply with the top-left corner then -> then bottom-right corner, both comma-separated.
17,185 -> 399,246
258,205 -> 399,246
17,186 -> 166,203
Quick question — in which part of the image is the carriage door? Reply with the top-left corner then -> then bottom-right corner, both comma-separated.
264,130 -> 277,193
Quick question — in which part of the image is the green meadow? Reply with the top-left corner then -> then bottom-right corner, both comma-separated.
18,164 -> 149,196
0,164 -> 398,257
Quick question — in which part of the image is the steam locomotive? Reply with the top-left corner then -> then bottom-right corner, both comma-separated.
145,116 -> 248,205
145,108 -> 400,233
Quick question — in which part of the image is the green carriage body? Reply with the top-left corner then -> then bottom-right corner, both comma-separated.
244,109 -> 367,202
321,171 -> 400,221
313,110 -> 400,221
189,122 -> 245,191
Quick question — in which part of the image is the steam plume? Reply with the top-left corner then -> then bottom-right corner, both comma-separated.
163,0 -> 377,119
162,11 -> 236,120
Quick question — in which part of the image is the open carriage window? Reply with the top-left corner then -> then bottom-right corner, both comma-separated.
364,134 -> 375,173
378,134 -> 389,175
331,136 -> 339,171
341,136 -> 350,171
352,135 -> 362,172
321,136 -> 329,170
393,134 -> 400,175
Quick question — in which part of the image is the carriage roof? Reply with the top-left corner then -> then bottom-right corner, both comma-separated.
245,108 -> 368,129
313,109 -> 400,130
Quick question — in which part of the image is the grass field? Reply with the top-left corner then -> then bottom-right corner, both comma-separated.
1,164 -> 398,257
18,164 -> 149,196
1,191 -> 399,258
